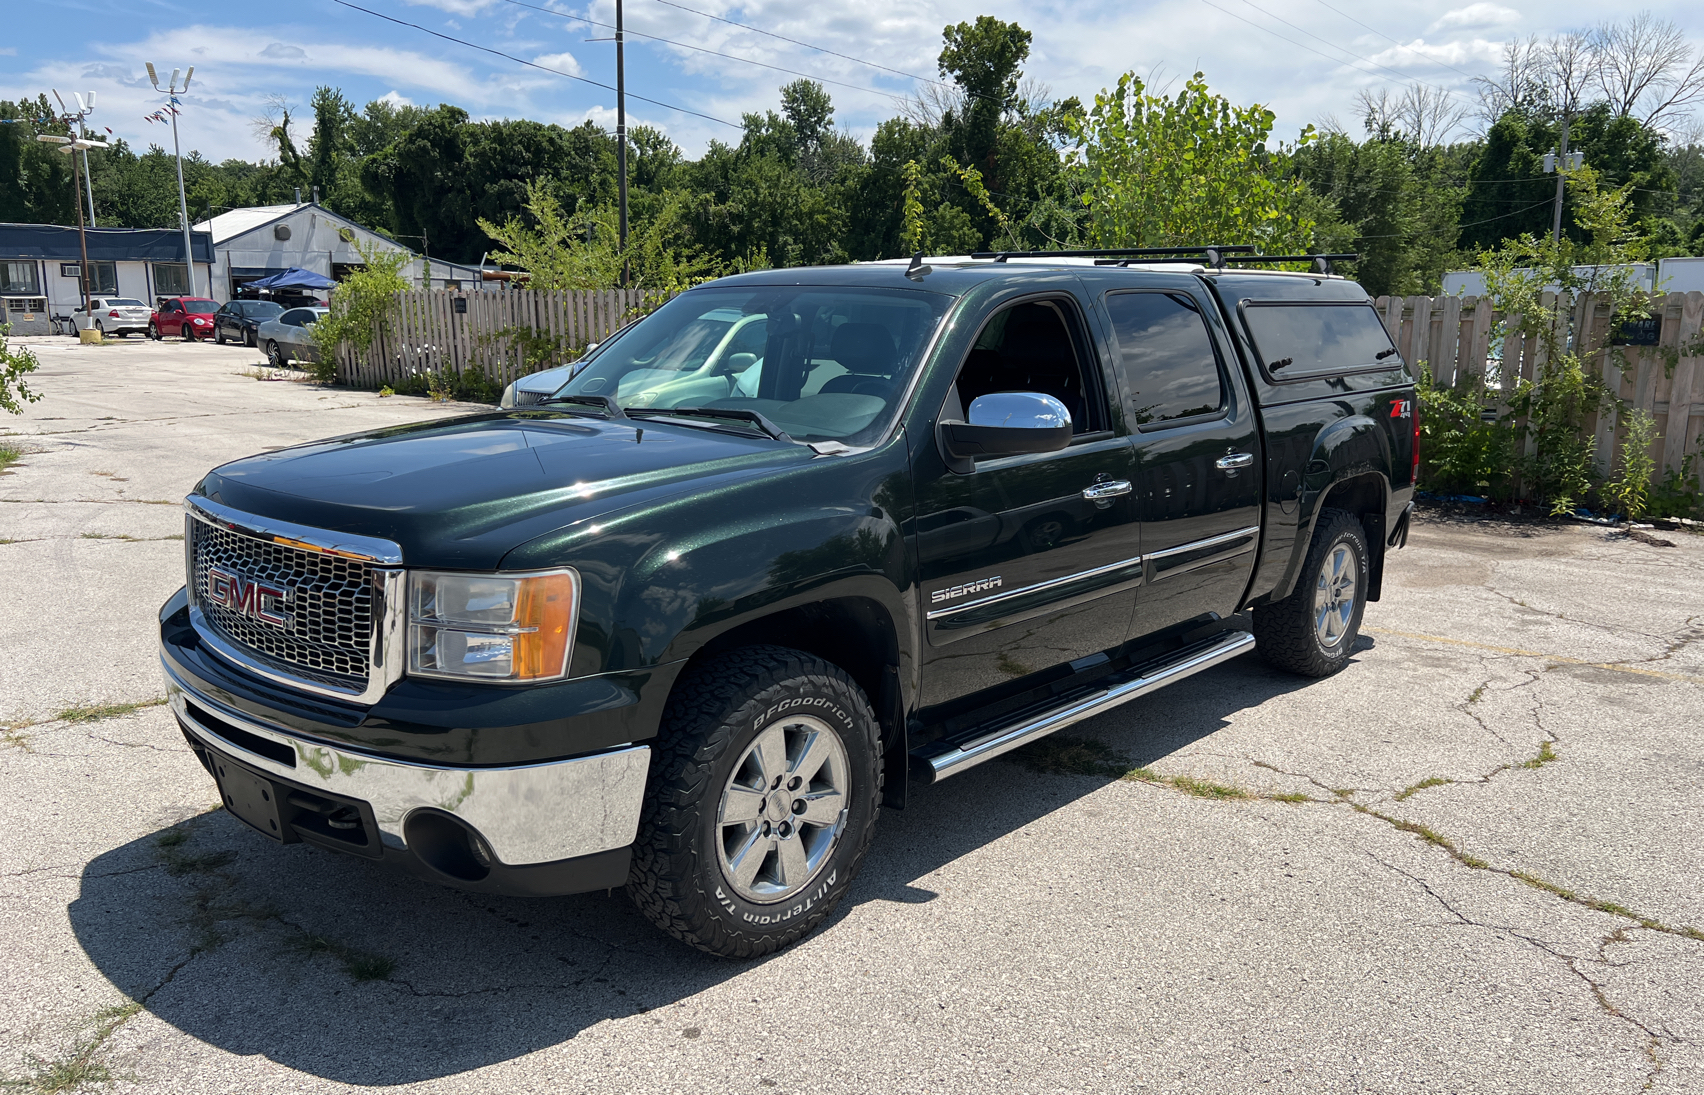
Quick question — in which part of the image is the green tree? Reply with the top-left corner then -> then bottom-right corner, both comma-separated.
0,95 -> 76,224
1065,72 -> 1319,251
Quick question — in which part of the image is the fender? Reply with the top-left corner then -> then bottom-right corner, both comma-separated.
1268,414 -> 1392,603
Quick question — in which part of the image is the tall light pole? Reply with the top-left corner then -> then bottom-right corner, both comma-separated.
51,90 -> 99,224
36,130 -> 109,325
145,64 -> 198,297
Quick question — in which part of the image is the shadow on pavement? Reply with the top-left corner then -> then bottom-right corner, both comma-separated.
69,657 -> 1318,1084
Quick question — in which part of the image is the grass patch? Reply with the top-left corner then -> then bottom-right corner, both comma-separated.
56,698 -> 165,724
1394,776 -> 1452,801
1009,736 -> 1128,778
1466,684 -> 1486,704
2,1001 -> 140,1093
1520,740 -> 1558,769
1164,775 -> 1252,800
154,830 -> 237,878
0,441 -> 23,475
1269,792 -> 1312,804
290,934 -> 397,982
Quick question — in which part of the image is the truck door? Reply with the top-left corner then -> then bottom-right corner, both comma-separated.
912,294 -> 1142,710
1102,287 -> 1262,640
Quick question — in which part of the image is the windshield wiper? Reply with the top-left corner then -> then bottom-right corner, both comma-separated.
626,406 -> 793,443
537,394 -> 627,419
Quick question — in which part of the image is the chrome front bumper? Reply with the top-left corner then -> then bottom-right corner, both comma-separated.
164,662 -> 650,866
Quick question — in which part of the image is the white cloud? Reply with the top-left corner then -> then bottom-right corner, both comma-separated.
377,90 -> 414,107
1367,37 -> 1505,69
1429,4 -> 1522,32
400,0 -> 502,15
530,52 -> 584,77
258,43 -> 308,61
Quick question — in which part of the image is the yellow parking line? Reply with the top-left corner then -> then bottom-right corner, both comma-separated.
1363,626 -> 1703,684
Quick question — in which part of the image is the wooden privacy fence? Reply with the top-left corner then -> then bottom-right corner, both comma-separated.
335,287 -> 677,391
1373,291 -> 1704,485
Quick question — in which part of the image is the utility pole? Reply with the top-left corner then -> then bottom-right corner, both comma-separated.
616,0 -> 629,288
145,64 -> 199,297
1543,113 -> 1583,245
37,121 -> 109,326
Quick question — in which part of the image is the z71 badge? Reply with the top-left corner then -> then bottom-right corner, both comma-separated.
930,575 -> 1003,604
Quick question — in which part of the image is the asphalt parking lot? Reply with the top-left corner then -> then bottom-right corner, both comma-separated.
3,333 -> 1702,1094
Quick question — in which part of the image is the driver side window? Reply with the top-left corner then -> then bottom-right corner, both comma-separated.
949,299 -> 1103,434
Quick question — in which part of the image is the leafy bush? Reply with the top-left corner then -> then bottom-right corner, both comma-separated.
310,238 -> 412,383
1415,369 -> 1519,498
1602,410 -> 1658,520
0,323 -> 42,414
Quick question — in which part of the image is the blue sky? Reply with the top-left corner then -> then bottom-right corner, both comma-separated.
3,0 -> 1701,164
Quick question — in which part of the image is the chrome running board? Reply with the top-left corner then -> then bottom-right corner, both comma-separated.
917,630 -> 1256,784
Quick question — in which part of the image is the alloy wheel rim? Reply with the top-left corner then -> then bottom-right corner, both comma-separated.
1313,543 -> 1358,649
715,714 -> 850,903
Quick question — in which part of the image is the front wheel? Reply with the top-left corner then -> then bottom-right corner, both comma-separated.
214,326 -> 225,345
628,646 -> 882,958
1253,508 -> 1369,678
265,340 -> 288,368
148,322 -> 160,341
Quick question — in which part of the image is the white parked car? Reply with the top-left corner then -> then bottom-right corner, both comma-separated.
75,297 -> 152,338
497,310 -> 765,408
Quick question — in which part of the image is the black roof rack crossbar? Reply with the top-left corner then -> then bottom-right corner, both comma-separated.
1219,253 -> 1359,265
969,246 -> 1255,262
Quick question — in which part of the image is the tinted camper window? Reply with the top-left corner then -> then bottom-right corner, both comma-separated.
1241,302 -> 1398,377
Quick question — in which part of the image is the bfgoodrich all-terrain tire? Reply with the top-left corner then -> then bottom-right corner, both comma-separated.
1253,508 -> 1370,678
629,645 -> 882,958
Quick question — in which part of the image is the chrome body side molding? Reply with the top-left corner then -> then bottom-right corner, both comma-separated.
920,630 -> 1256,783
1146,525 -> 1261,583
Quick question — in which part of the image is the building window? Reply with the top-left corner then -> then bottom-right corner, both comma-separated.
1,262 -> 40,296
5,297 -> 47,315
67,261 -> 117,295
152,262 -> 190,297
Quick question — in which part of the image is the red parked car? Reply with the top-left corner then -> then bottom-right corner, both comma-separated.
149,297 -> 219,342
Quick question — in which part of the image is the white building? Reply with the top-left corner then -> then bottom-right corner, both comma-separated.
193,201 -> 482,302
0,223 -> 214,335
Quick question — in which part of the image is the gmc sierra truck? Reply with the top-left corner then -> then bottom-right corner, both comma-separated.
159,247 -> 1417,958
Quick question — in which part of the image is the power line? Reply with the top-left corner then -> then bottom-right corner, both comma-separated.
647,0 -> 950,92
1233,0 -> 1462,99
1308,0 -> 1485,83
1354,198 -> 1556,237
497,0 -> 915,106
329,0 -> 742,129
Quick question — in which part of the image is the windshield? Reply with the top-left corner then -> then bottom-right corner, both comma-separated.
179,299 -> 216,313
555,286 -> 950,444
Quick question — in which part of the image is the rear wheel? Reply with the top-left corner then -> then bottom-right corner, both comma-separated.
266,341 -> 288,368
245,327 -> 256,348
1253,508 -> 1369,678
628,645 -> 882,958
214,326 -> 225,345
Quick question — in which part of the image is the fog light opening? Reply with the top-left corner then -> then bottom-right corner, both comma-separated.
403,810 -> 494,882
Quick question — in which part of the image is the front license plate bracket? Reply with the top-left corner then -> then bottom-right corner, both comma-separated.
210,755 -> 296,844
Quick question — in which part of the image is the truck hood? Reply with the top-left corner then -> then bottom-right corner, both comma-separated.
194,410 -> 811,569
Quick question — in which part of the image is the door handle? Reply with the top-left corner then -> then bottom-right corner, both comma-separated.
1215,453 -> 1255,470
1082,479 -> 1133,501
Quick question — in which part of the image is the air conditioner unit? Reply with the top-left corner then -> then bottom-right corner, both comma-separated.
274,224 -> 292,241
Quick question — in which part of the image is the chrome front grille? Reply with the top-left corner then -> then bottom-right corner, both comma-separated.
190,517 -> 373,683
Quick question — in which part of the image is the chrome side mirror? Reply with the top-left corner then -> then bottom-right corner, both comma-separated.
939,391 -> 1073,473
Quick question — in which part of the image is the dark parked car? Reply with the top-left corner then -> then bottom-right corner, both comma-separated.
159,248 -> 1417,958
149,297 -> 219,342
213,299 -> 284,346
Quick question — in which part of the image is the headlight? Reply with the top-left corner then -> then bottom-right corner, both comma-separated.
407,569 -> 579,682
193,318 -> 208,325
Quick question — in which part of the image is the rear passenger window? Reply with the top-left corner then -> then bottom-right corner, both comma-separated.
1104,291 -> 1225,427
1240,302 -> 1398,377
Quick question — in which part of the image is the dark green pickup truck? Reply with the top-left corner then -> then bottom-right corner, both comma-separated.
160,250 -> 1417,957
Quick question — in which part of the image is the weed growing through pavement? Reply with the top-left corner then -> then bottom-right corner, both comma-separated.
0,1001 -> 140,1094
0,441 -> 24,475
56,699 -> 165,724
289,934 -> 398,982
1394,776 -> 1452,801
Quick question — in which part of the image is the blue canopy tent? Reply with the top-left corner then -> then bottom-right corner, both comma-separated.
247,267 -> 336,292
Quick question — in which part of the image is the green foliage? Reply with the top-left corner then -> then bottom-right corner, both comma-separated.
1603,410 -> 1659,520
386,368 -> 504,405
899,160 -> 926,255
1467,165 -> 1654,512
1064,72 -> 1318,251
1649,451 -> 1703,518
0,323 -> 42,415
479,180 -> 720,292
1414,369 -> 1518,497
309,238 -> 412,382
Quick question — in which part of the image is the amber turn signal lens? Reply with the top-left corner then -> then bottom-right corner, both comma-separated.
512,571 -> 577,680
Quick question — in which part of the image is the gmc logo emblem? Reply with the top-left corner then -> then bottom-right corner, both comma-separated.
206,567 -> 294,629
